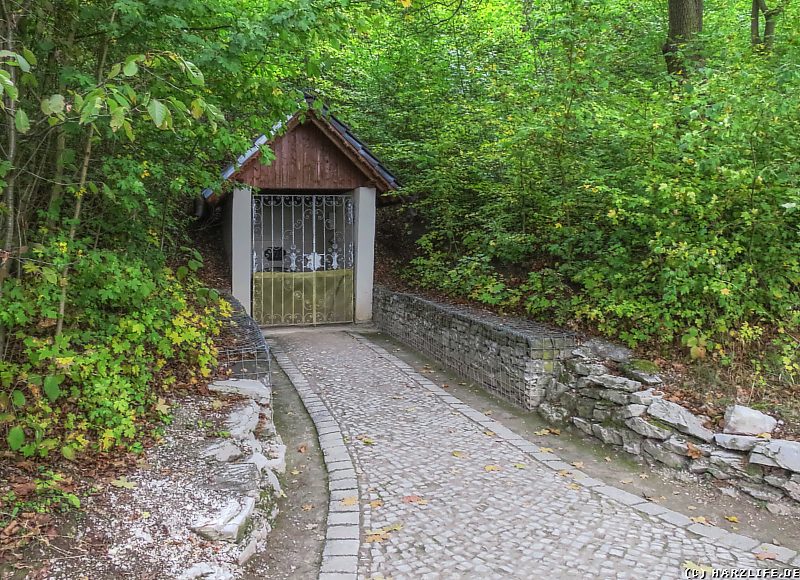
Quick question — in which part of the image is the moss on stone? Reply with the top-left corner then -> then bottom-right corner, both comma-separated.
627,358 -> 660,373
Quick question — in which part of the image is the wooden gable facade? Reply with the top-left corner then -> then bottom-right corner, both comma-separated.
236,120 -> 367,191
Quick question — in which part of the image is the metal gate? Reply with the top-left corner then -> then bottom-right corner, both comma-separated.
251,194 -> 355,326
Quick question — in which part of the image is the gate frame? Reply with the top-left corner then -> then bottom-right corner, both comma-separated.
225,184 -> 376,325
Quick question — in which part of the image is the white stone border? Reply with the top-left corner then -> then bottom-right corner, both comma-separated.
267,340 -> 361,580
350,332 -> 800,568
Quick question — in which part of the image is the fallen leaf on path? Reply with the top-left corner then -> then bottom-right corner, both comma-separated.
301,504 -> 313,511
619,479 -> 633,484
484,465 -> 501,472
384,522 -> 403,532
513,463 -> 526,469
690,516 -> 711,525
366,531 -> 390,543
110,476 -> 136,489
290,469 -> 300,476
567,483 -> 581,491
604,456 -> 612,462
757,432 -> 772,440
571,461 -> 584,469
539,447 -> 554,453
452,450 -> 466,458
12,482 -> 35,497
211,400 -> 224,410
755,551 -> 777,561
340,496 -> 358,506
686,442 -> 703,459
140,511 -> 150,519
366,522 -> 401,543
402,495 -> 428,505
356,435 -> 376,446
483,430 -> 496,437
297,444 -> 308,454
724,516 -> 739,523
370,500 -> 384,509
484,410 -> 493,416
639,474 -> 649,479
155,398 -> 170,414
534,428 -> 560,436
558,470 -> 572,477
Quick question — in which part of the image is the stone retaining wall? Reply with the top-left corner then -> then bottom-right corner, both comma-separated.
373,287 -> 800,508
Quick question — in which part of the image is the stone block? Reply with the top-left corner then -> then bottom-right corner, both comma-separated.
723,405 -> 777,436
539,402 -> 569,424
572,417 -> 594,436
620,430 -> 644,455
592,423 -> 624,446
628,388 -> 662,406
617,404 -> 647,420
201,441 -> 243,463
734,481 -> 785,502
709,450 -> 747,471
225,401 -> 261,440
713,433 -> 760,452
750,440 -> 800,473
642,439 -> 689,469
592,405 -> 613,421
545,381 -> 571,401
583,339 -> 633,363
622,364 -> 663,386
625,417 -> 672,440
647,399 -> 714,442
209,463 -> 261,493
586,374 -> 643,393
191,497 -> 255,542
598,389 -> 630,405
565,359 -> 609,376
576,397 -> 597,418
558,391 -> 579,412
210,378 -> 271,402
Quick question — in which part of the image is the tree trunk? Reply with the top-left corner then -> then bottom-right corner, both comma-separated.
54,10 -> 116,338
663,0 -> 704,75
751,0 -> 783,51
0,0 -> 19,360
47,6 -> 77,226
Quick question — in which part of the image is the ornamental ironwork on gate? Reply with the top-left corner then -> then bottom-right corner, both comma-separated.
251,194 -> 355,326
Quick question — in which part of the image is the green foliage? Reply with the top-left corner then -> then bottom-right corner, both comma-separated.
322,0 -> 800,379
1,470 -> 81,530
1,0 -> 370,465
0,244 -> 225,457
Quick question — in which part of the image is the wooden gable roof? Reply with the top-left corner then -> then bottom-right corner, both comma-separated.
204,106 -> 398,205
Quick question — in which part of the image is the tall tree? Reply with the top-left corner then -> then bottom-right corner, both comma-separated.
663,0 -> 703,75
751,0 -> 784,51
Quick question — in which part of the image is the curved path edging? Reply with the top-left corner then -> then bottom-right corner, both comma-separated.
267,339 -> 361,580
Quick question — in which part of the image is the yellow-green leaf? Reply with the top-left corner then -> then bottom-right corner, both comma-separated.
7,426 -> 25,451
14,108 -> 29,133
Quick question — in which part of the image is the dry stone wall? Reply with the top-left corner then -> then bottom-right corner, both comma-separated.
373,287 -> 800,508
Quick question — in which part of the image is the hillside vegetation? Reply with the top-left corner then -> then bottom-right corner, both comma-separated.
320,0 -> 800,403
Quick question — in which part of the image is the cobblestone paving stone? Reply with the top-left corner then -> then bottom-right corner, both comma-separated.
272,329 -> 781,579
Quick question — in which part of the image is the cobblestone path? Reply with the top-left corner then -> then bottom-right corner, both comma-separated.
271,329 -> 775,579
